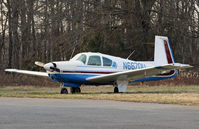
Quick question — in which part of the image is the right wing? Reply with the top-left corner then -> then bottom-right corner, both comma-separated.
5,69 -> 49,77
86,64 -> 192,83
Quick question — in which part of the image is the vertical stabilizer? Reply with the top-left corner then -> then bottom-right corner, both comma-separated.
154,36 -> 175,66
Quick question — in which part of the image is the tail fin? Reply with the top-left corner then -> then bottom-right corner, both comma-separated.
154,36 -> 175,66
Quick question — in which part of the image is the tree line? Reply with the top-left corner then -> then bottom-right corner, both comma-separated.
0,0 -> 199,71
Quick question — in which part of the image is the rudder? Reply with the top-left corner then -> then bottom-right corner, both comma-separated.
154,36 -> 175,66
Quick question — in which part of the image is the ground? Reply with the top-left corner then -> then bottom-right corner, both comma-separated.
1,98 -> 199,129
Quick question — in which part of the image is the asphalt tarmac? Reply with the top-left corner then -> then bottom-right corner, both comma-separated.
0,97 -> 199,129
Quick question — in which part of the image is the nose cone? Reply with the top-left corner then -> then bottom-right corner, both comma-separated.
44,63 -> 53,71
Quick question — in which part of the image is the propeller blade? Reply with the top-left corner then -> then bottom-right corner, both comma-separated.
52,63 -> 57,68
35,61 -> 45,67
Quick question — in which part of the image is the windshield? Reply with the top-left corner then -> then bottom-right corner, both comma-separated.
76,54 -> 87,64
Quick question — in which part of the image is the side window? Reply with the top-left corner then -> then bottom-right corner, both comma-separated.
87,56 -> 101,66
103,57 -> 112,66
76,54 -> 87,64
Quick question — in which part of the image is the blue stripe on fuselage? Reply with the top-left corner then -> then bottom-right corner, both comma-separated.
49,73 -> 103,85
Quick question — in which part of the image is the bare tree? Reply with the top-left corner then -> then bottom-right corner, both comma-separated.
0,0 -> 198,71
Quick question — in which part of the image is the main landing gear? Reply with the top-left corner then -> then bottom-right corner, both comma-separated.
114,87 -> 119,93
113,79 -> 128,93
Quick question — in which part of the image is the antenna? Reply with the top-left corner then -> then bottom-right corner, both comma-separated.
70,47 -> 76,59
126,50 -> 135,60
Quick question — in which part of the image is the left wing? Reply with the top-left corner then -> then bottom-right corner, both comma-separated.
5,69 -> 49,77
86,64 -> 192,83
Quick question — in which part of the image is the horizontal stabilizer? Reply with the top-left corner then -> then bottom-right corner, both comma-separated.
173,63 -> 193,69
5,69 -> 48,77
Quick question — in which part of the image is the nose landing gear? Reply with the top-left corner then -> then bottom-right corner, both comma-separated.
60,83 -> 81,94
60,88 -> 68,94
60,87 -> 81,94
70,87 -> 81,94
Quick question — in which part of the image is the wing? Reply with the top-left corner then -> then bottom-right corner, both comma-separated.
86,64 -> 192,83
5,69 -> 49,77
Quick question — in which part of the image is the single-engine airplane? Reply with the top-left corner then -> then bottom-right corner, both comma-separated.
5,36 -> 192,94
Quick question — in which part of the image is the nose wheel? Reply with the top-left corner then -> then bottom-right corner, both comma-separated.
70,87 -> 81,94
60,88 -> 68,94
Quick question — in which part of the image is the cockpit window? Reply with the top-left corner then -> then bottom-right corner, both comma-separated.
103,57 -> 112,66
87,56 -> 101,66
76,54 -> 87,64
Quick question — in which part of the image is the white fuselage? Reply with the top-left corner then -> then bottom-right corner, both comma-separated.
45,52 -> 176,86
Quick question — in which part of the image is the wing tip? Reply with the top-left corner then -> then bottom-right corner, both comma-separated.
5,69 -> 18,72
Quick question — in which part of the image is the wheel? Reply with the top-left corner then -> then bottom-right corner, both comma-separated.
70,87 -> 75,94
114,87 -> 119,93
76,87 -> 81,93
70,87 -> 81,94
60,88 -> 68,94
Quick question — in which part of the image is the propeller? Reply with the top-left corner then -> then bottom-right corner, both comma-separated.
35,61 -> 60,72
49,63 -> 60,72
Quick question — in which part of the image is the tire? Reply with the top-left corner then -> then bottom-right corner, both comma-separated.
60,88 -> 68,94
71,87 -> 81,94
70,87 -> 74,94
76,88 -> 81,93
114,87 -> 119,93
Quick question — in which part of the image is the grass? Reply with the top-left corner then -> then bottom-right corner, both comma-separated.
0,85 -> 199,106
